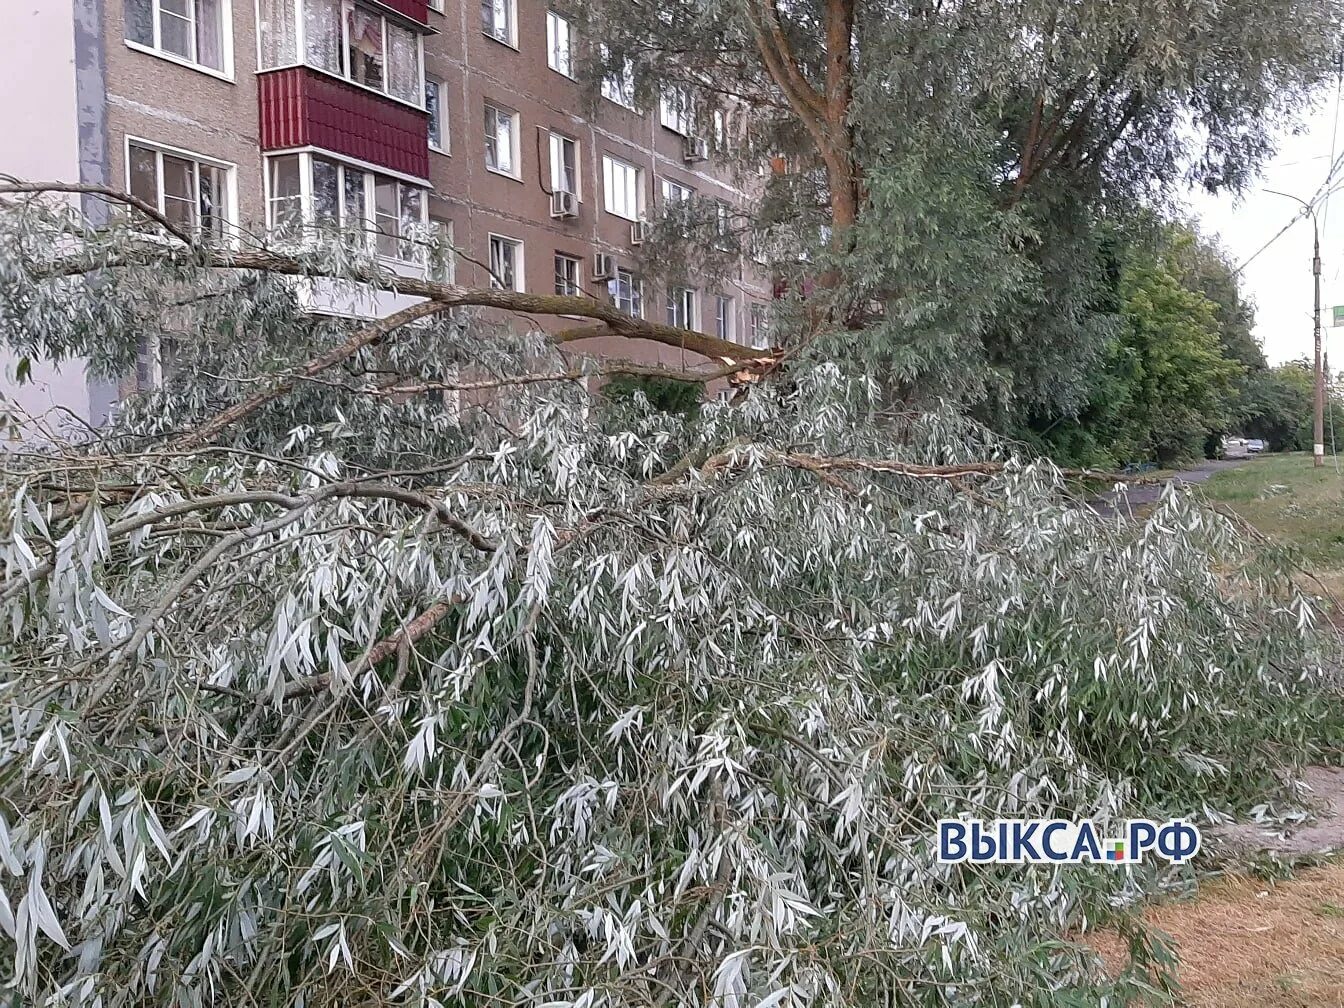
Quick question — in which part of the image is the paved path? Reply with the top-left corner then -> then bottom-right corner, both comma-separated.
1091,457 -> 1252,515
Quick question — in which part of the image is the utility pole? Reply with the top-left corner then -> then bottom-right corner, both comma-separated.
1315,223 -> 1325,467
1268,190 -> 1326,467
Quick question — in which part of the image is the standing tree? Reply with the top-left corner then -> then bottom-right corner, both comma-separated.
581,0 -> 1342,416
1,190 -> 1342,1006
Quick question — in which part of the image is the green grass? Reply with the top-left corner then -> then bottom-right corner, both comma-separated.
1201,453 -> 1344,572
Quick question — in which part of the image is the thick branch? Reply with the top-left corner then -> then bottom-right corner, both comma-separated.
9,182 -> 764,363
376,357 -> 761,396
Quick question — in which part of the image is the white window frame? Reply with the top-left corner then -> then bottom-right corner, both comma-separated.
715,200 -> 732,238
666,286 -> 696,330
488,233 -> 525,291
254,0 -> 426,111
262,150 -> 429,265
553,252 -> 581,296
658,88 -> 693,135
127,0 -> 235,80
609,267 -> 642,318
549,132 -> 579,198
425,74 -> 447,153
715,295 -> 734,341
749,304 -> 769,349
125,135 -> 239,241
482,0 -> 517,47
712,108 -> 730,153
484,102 -> 521,179
661,178 -> 693,237
546,11 -> 573,77
429,218 -> 456,283
661,178 -> 693,204
428,0 -> 444,10
602,154 -> 643,222
599,44 -> 636,109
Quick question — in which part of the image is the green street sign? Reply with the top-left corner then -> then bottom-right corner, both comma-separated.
1334,305 -> 1344,327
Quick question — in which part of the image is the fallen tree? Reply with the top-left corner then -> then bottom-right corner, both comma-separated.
1,197 -> 1342,1006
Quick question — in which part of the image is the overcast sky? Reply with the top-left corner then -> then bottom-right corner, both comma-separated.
1185,92 -> 1344,366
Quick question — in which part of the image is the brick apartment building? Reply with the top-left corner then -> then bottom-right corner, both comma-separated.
2,0 -> 771,427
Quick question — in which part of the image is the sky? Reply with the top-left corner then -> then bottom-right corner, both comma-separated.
1185,91 -> 1344,366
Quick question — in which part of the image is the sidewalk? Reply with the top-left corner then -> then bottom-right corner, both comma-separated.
1091,458 -> 1253,516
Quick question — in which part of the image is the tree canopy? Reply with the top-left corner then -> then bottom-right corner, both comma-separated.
580,0 -> 1340,417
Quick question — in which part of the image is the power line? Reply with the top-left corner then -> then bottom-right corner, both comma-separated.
1323,64 -> 1344,237
1237,67 -> 1344,276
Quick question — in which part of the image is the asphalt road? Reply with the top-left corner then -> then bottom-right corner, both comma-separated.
1090,456 -> 1252,515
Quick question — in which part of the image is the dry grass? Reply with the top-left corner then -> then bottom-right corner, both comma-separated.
1081,457 -> 1344,1004
1092,863 -> 1344,1006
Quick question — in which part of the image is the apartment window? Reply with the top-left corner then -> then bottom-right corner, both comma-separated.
128,140 -> 233,239
258,0 -> 297,64
715,295 -> 734,341
658,89 -> 693,135
661,179 -> 693,205
428,218 -> 456,283
715,201 -> 732,239
489,235 -> 523,290
266,154 -> 303,238
346,4 -> 385,88
482,0 -> 515,45
749,304 -> 769,349
554,253 -> 581,296
426,75 -> 446,152
258,0 -> 421,105
712,109 -> 730,153
549,133 -> 578,196
428,0 -> 444,9
666,287 -> 696,330
599,45 -> 635,108
602,155 -> 643,221
546,11 -> 573,76
608,268 -> 642,318
265,153 -> 427,263
485,103 -> 520,177
126,0 -> 228,73
661,178 -> 693,236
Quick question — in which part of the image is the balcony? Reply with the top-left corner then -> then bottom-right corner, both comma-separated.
373,0 -> 431,24
259,67 -> 430,180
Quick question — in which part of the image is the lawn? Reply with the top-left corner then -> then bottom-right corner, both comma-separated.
1201,452 -> 1344,575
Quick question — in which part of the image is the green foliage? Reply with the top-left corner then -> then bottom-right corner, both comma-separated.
1029,227 -> 1245,467
601,373 -> 705,416
579,0 -> 1341,420
1237,360 -> 1344,451
1111,237 -> 1244,463
2,208 -> 1344,1008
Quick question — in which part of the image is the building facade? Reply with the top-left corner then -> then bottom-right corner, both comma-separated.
3,0 -> 771,424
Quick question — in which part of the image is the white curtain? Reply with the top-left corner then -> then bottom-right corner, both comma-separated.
386,23 -> 420,103
305,0 -> 342,74
195,0 -> 225,70
259,0 -> 297,68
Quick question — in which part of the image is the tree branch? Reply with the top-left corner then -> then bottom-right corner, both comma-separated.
376,357 -> 761,397
171,299 -> 453,450
7,181 -> 768,364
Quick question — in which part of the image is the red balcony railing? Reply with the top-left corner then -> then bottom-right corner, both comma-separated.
259,67 -> 430,180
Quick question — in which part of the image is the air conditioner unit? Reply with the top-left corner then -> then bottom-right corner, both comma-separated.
549,189 -> 578,219
683,136 -> 709,163
630,219 -> 649,245
592,253 -> 616,280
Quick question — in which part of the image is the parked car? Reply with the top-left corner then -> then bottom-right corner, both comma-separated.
1246,439 -> 1266,453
